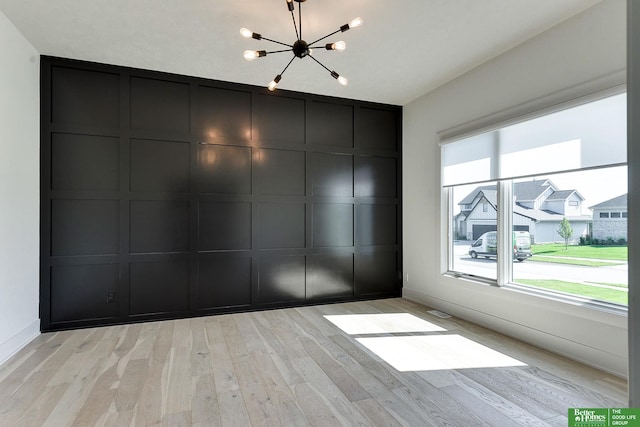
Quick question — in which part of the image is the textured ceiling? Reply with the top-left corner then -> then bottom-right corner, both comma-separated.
0,0 -> 600,105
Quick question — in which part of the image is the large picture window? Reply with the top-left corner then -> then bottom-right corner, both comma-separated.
443,92 -> 627,307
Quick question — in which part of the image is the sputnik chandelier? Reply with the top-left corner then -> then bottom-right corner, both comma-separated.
240,0 -> 362,91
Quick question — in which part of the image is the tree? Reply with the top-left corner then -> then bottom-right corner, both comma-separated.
557,217 -> 573,249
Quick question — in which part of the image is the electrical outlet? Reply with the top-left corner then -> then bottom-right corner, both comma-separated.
107,291 -> 116,303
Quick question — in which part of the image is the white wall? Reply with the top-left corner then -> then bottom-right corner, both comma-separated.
403,1 -> 628,376
0,11 -> 40,365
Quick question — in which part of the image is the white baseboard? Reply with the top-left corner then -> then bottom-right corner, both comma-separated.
402,288 -> 627,378
0,320 -> 40,366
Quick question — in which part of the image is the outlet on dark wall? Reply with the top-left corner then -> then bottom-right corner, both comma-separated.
40,56 -> 402,331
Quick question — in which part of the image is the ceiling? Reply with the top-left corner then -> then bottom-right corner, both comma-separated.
0,0 -> 601,105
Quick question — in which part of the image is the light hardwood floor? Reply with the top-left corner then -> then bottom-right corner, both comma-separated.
0,298 -> 627,426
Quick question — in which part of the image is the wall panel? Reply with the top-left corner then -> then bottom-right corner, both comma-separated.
40,56 -> 402,330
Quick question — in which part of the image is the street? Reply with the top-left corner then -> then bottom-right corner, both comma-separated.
452,241 -> 628,286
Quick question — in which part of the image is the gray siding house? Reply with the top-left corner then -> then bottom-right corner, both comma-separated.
455,180 -> 591,243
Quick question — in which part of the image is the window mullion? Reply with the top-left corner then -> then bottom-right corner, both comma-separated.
497,180 -> 513,286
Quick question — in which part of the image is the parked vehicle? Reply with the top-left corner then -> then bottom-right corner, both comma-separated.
468,231 -> 532,262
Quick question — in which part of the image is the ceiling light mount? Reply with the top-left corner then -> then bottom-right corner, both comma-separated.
241,0 -> 362,91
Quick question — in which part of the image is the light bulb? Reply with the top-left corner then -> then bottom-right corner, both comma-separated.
240,28 -> 253,38
349,17 -> 363,28
333,41 -> 346,51
337,76 -> 348,86
268,75 -> 282,91
243,50 -> 258,61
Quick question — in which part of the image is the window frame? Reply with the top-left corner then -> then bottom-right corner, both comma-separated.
440,82 -> 627,313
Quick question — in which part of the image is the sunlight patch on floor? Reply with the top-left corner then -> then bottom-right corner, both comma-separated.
324,313 -> 446,335
356,335 -> 527,371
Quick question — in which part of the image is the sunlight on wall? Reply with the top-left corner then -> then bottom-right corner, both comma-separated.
324,313 -> 526,371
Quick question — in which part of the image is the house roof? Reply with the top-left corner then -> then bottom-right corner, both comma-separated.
458,185 -> 496,206
459,179 -> 564,206
459,180 -> 590,221
513,204 -> 590,222
480,190 -> 497,208
589,193 -> 627,210
513,180 -> 555,201
545,189 -> 585,201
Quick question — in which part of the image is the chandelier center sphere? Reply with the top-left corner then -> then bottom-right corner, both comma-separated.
293,40 -> 310,58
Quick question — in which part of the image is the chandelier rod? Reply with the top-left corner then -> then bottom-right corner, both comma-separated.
289,9 -> 299,39
299,1 -> 302,40
266,48 -> 293,55
280,54 -> 297,77
307,54 -> 331,74
261,36 -> 292,48
308,29 -> 341,47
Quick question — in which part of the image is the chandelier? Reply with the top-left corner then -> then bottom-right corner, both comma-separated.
240,0 -> 362,91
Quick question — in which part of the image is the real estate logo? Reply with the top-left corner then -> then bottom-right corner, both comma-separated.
568,408 -> 640,427
571,408 -> 607,426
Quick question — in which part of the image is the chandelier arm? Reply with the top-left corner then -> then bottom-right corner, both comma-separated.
266,49 -> 294,54
307,54 -> 332,74
298,1 -> 302,39
308,44 -> 337,50
260,37 -> 293,48
308,29 -> 341,46
289,10 -> 299,40
279,55 -> 297,77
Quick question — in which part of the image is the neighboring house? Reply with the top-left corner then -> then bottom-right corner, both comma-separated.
455,179 -> 591,243
589,194 -> 627,241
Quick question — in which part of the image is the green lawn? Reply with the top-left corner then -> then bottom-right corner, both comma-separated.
531,243 -> 628,261
516,279 -> 628,305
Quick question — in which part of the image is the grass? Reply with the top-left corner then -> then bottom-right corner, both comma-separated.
527,257 -> 624,267
516,279 -> 628,305
531,243 -> 627,261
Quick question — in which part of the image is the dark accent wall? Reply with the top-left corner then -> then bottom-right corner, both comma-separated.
40,56 -> 402,331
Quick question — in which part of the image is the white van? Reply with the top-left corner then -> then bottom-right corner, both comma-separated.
468,231 -> 532,262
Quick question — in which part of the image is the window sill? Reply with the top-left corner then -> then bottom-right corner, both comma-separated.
444,271 -> 627,317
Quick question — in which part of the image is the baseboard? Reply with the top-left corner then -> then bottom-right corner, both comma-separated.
0,320 -> 40,366
402,288 -> 627,378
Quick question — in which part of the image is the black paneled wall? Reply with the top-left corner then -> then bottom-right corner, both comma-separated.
40,57 -> 402,331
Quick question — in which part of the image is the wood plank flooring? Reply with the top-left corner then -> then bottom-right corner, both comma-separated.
0,298 -> 627,426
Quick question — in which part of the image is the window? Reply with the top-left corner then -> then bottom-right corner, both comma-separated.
443,92 -> 627,306
450,183 -> 498,281
511,167 -> 627,305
